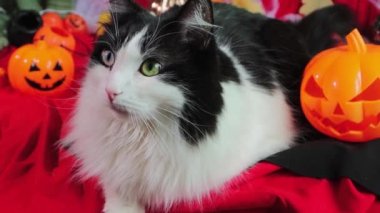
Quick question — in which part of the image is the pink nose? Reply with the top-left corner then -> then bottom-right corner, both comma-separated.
106,89 -> 121,102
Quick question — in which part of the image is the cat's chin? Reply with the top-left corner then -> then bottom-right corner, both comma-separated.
109,103 -> 130,118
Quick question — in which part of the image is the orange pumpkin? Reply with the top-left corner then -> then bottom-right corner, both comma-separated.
96,12 -> 111,37
301,29 -> 380,142
7,41 -> 74,96
42,12 -> 64,28
0,68 -> 6,87
63,13 -> 88,34
34,26 -> 76,51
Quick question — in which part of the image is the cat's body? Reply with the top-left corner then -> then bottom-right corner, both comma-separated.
64,0 -> 355,212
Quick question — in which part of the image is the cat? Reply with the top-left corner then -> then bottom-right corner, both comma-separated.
63,0 -> 355,212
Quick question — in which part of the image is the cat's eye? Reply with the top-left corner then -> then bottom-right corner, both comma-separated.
139,59 -> 161,77
101,49 -> 115,67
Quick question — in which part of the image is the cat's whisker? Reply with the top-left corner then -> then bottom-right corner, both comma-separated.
145,20 -> 218,49
148,115 -> 178,156
186,25 -> 215,36
158,105 -> 210,128
146,15 -> 162,49
184,99 -> 217,117
31,99 -> 77,110
113,10 -> 122,47
105,28 -> 117,44
154,109 -> 204,143
156,107 -> 209,142
144,20 -> 180,49
93,40 -> 114,48
46,96 -> 79,101
146,112 -> 193,149
139,114 -> 173,156
146,31 -> 183,48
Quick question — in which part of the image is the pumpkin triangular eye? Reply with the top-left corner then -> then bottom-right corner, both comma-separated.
29,63 -> 40,72
351,78 -> 380,102
305,76 -> 326,98
54,62 -> 63,71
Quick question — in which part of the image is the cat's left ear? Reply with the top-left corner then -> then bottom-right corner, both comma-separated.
177,0 -> 214,48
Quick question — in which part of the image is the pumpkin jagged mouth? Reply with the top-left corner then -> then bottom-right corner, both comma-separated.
310,109 -> 380,134
25,77 -> 66,91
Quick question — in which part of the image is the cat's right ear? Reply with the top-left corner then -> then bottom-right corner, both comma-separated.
176,0 -> 214,48
109,0 -> 143,14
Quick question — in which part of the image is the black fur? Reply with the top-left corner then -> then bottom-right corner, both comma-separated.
296,4 -> 356,56
91,0 -> 356,144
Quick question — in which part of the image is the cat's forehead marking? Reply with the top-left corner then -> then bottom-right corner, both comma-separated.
122,27 -> 147,58
110,27 -> 147,81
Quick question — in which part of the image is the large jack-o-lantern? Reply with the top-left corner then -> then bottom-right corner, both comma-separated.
8,41 -> 74,96
301,29 -> 380,142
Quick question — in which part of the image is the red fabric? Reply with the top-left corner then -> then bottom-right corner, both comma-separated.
0,33 -> 104,213
0,90 -> 104,213
333,0 -> 380,33
136,0 -> 153,10
256,0 -> 380,33
1,22 -> 380,213
164,163 -> 380,213
260,0 -> 303,21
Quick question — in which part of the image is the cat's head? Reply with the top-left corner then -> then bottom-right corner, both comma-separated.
87,0 -> 223,144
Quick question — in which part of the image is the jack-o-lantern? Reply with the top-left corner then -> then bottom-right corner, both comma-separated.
34,26 -> 76,51
63,13 -> 88,34
7,41 -> 74,96
42,12 -> 64,28
301,29 -> 380,142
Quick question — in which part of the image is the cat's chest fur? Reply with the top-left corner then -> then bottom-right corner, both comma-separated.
64,1 -> 301,211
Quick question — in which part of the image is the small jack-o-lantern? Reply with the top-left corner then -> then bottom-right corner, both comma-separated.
301,29 -> 380,142
42,12 -> 64,28
7,41 -> 74,96
63,13 -> 88,34
34,26 -> 76,51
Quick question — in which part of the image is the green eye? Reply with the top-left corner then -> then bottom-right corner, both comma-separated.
140,60 -> 161,77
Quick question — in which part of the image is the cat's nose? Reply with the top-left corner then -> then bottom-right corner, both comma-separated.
106,89 -> 122,102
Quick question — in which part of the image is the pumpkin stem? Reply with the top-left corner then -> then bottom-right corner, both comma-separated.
346,29 -> 367,54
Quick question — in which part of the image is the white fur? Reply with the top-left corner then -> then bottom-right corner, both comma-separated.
64,28 -> 296,213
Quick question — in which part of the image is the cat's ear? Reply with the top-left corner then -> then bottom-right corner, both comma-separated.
109,0 -> 143,14
177,0 -> 214,48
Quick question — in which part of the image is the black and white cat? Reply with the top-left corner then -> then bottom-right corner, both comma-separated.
64,0 -> 355,212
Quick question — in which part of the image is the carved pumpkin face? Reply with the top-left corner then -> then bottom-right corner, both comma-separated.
64,13 -> 88,34
7,41 -> 74,96
34,26 -> 76,51
301,29 -> 380,142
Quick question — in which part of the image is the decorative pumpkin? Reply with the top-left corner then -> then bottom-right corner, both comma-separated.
0,67 -> 6,86
7,41 -> 74,96
301,29 -> 380,142
0,67 -> 4,77
34,26 -> 76,51
96,11 -> 111,37
42,12 -> 64,28
63,13 -> 88,34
